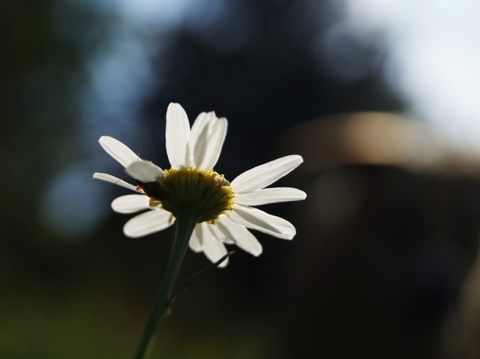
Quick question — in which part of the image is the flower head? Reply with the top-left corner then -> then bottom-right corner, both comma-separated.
94,103 -> 306,266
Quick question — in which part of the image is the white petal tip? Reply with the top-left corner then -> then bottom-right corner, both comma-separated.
92,172 -> 140,192
279,225 -> 296,240
168,102 -> 185,110
217,258 -> 229,268
125,161 -> 164,182
282,229 -> 296,240
123,210 -> 174,238
98,136 -> 140,168
111,194 -> 150,214
123,230 -> 143,239
231,155 -> 305,193
287,155 -> 304,169
98,135 -> 117,147
252,249 -> 263,257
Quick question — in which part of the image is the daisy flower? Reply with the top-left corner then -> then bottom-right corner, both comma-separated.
93,103 -> 306,267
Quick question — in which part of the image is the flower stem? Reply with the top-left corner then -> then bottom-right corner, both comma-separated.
170,251 -> 235,303
134,210 -> 199,359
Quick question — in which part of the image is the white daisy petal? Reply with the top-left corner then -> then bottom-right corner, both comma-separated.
201,224 -> 229,267
99,136 -> 140,168
199,117 -> 227,171
111,194 -> 150,214
166,103 -> 190,168
231,155 -> 304,193
216,216 -> 262,256
93,173 -> 140,192
192,112 -> 216,169
222,237 -> 235,245
123,210 -> 174,238
230,204 -> 296,239
186,112 -> 210,167
125,161 -> 164,182
235,187 -> 307,206
189,228 -> 203,253
203,221 -> 234,244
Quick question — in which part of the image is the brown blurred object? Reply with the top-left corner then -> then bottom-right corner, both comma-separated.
443,237 -> 480,359
273,112 -> 480,358
283,112 -> 480,177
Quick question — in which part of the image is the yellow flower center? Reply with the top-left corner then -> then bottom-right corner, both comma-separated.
136,168 -> 235,223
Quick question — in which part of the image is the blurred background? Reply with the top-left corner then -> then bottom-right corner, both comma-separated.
3,0 -> 480,358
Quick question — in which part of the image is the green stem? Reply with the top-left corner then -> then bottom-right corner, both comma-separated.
170,251 -> 235,305
134,210 -> 199,359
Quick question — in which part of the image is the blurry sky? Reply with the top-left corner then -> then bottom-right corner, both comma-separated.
341,0 -> 480,150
